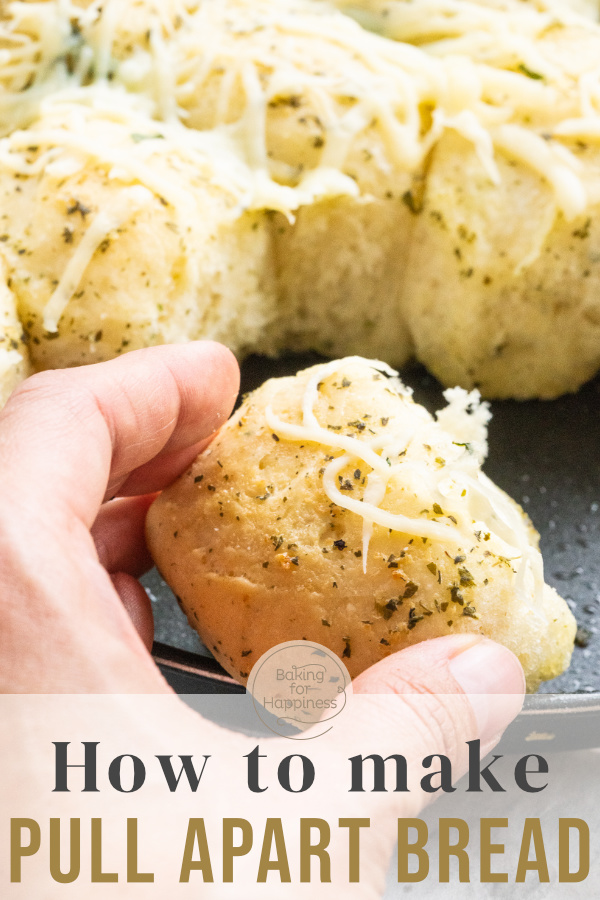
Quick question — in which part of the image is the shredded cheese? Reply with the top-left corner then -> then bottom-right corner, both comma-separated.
1,0 -> 600,281
265,357 -> 544,605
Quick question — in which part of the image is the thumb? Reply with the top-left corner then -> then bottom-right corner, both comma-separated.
353,634 -> 525,766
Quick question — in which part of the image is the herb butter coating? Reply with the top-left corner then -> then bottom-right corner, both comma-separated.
147,357 -> 576,691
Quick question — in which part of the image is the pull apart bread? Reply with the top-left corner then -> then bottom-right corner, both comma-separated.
147,358 -> 576,691
3,0 -> 600,401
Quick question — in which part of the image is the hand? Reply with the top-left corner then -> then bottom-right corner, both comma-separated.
0,343 -> 525,897
0,341 -> 239,692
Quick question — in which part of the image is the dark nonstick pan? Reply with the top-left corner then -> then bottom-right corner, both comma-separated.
148,354 -> 600,753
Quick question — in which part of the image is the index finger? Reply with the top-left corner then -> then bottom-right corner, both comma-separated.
0,341 -> 240,529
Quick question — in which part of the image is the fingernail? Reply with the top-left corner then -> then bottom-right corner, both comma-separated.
449,638 -> 526,743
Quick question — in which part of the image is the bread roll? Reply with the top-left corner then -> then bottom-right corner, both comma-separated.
0,103 -> 276,370
147,357 -> 576,691
406,131 -> 600,398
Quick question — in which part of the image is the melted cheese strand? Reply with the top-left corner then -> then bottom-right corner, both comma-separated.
266,404 -> 393,475
301,355 -> 399,428
492,124 -> 587,220
43,185 -> 153,331
150,20 -> 180,123
0,145 -> 61,176
437,109 -> 501,184
321,452 -> 464,544
554,117 -> 600,140
361,471 -> 387,573
266,356 -> 545,606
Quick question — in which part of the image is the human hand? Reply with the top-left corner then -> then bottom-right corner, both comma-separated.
0,343 -> 525,897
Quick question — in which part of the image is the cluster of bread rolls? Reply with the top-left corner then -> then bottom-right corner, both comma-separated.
1,0 -> 600,402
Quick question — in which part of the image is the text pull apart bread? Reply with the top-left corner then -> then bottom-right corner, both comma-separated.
147,358 -> 576,692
